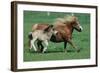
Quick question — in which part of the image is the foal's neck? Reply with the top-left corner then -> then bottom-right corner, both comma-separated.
45,31 -> 53,40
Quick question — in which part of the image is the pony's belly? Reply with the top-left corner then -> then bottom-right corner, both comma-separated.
38,36 -> 49,41
51,40 -> 63,43
50,35 -> 63,43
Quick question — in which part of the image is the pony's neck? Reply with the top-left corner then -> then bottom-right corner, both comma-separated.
66,21 -> 74,32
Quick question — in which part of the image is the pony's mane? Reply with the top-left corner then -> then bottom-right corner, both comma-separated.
56,18 -> 65,23
64,15 -> 75,22
53,18 -> 66,26
53,15 -> 77,26
54,15 -> 75,24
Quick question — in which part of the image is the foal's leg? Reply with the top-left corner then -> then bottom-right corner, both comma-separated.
42,40 -> 48,53
68,39 -> 80,52
64,42 -> 67,52
29,40 -> 32,50
31,38 -> 37,52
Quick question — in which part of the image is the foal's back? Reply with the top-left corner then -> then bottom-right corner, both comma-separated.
32,30 -> 51,41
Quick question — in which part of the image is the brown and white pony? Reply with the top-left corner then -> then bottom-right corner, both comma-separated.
31,14 -> 83,52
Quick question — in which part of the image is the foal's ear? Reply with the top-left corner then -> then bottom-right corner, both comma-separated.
44,25 -> 53,32
49,25 -> 53,28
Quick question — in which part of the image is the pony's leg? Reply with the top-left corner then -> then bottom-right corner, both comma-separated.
68,39 -> 80,52
37,41 -> 41,52
40,42 -> 44,52
64,42 -> 67,52
42,40 -> 48,53
31,38 -> 37,52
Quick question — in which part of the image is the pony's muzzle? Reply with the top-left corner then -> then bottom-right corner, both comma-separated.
74,25 -> 83,32
79,26 -> 83,32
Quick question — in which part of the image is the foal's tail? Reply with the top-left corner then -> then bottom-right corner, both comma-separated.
28,32 -> 33,47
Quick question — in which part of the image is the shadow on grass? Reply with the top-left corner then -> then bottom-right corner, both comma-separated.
27,49 -> 81,54
45,50 -> 64,53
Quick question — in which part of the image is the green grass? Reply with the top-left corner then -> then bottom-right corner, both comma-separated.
23,11 -> 90,62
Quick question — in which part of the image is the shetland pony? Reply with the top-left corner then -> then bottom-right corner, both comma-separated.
31,14 -> 83,52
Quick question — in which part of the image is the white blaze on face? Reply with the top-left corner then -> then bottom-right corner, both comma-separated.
79,25 -> 83,31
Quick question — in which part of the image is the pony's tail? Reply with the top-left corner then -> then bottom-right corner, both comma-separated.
28,32 -> 33,47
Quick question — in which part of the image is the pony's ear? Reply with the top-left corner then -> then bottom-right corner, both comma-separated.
44,25 -> 53,32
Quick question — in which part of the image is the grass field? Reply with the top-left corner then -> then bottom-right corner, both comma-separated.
24,11 -> 90,62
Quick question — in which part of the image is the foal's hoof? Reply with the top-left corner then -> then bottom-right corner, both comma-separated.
77,49 -> 80,52
64,49 -> 67,53
42,51 -> 45,53
64,50 -> 67,53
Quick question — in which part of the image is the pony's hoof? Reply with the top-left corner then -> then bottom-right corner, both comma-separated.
77,49 -> 80,52
29,49 -> 31,52
37,48 -> 41,53
64,50 -> 67,53
42,51 -> 45,53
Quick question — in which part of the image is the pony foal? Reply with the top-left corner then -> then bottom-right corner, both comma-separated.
28,25 -> 57,53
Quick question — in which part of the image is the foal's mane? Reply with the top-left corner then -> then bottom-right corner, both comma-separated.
44,25 -> 53,32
